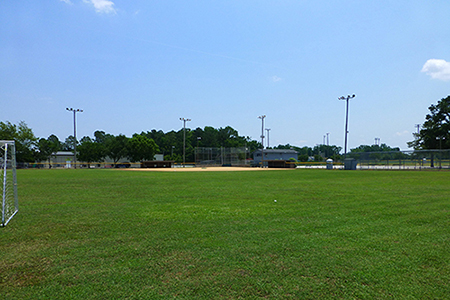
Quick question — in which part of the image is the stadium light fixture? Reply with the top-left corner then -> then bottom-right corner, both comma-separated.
258,115 -> 266,167
338,94 -> 356,158
66,108 -> 83,168
180,118 -> 191,167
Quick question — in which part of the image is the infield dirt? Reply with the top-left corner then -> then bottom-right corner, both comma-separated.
125,167 -> 293,172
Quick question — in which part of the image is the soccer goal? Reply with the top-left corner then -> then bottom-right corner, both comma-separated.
1,141 -> 18,227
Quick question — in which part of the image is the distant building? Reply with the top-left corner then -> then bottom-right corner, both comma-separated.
50,151 -> 74,168
252,149 -> 298,167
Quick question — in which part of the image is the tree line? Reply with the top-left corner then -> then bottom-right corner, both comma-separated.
0,123 -> 262,165
0,121 -> 396,165
2,95 -> 448,165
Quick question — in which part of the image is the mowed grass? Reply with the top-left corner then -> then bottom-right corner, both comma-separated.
1,169 -> 449,299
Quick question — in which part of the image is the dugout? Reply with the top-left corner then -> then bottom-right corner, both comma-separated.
253,149 -> 298,167
141,161 -> 174,168
266,160 -> 296,168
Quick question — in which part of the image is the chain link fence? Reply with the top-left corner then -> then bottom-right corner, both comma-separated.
195,147 -> 249,166
345,149 -> 450,170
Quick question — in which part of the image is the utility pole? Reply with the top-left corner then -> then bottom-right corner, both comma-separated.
258,115 -> 266,167
415,124 -> 420,135
66,108 -> 83,169
265,128 -> 271,148
180,118 -> 191,167
338,94 -> 356,158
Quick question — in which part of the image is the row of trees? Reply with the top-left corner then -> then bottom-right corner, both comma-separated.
0,122 -> 262,164
2,95 -> 449,165
271,144 -> 343,162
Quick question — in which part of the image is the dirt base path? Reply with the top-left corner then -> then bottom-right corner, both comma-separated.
125,167 -> 293,172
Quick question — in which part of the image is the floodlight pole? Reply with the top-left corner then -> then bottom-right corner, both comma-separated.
66,108 -> 83,169
265,128 -> 271,148
258,115 -> 266,167
180,118 -> 191,167
196,137 -> 201,164
338,94 -> 356,159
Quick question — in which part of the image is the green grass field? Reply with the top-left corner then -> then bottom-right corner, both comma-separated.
1,169 -> 449,299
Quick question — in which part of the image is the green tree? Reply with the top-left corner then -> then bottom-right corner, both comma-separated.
350,144 -> 400,153
274,144 -> 313,158
47,134 -> 61,151
162,130 -> 181,161
105,134 -> 129,166
35,138 -> 50,163
127,134 -> 159,162
218,126 -> 239,147
298,154 -> 309,162
35,134 -> 61,166
93,130 -> 113,144
77,136 -> 105,167
62,135 -> 77,151
201,126 -> 219,148
0,121 -> 37,162
408,95 -> 450,150
313,144 -> 342,158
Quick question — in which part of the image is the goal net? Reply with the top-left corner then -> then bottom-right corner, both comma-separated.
1,141 -> 18,227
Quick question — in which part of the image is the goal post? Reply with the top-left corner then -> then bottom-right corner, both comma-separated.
1,140 -> 18,227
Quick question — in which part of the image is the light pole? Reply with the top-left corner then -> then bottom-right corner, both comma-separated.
258,115 -> 266,167
338,94 -> 356,158
438,136 -> 445,169
265,128 -> 271,148
66,108 -> 83,168
415,124 -> 420,135
327,133 -> 330,146
180,118 -> 191,167
196,137 -> 201,164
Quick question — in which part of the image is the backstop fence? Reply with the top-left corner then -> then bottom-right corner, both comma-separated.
195,147 -> 249,166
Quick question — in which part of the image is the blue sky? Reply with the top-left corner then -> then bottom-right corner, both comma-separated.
1,1 -> 450,150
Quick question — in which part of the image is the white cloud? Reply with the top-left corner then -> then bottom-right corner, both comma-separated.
272,76 -> 282,82
83,0 -> 116,14
60,0 -> 73,4
396,130 -> 409,137
421,59 -> 450,81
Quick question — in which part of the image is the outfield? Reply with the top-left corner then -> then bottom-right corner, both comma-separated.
1,169 -> 449,299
